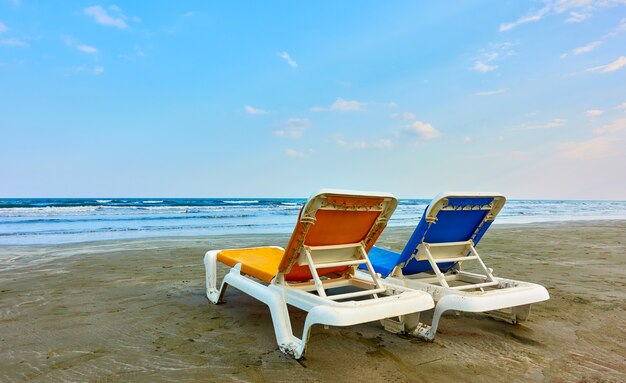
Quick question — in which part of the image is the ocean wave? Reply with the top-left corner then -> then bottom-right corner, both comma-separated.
96,200 -> 112,203
142,200 -> 163,204
222,200 -> 259,204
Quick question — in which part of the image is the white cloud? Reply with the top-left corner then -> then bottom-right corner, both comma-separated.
501,1 -> 626,31
556,137 -> 612,160
77,44 -> 98,54
464,136 -> 471,142
285,148 -> 314,158
273,118 -> 310,139
573,41 -> 602,55
533,118 -> 566,129
585,109 -> 604,117
0,21 -> 7,33
330,98 -> 363,111
64,36 -> 99,55
245,105 -> 268,115
0,38 -> 28,47
84,5 -> 128,29
336,138 -> 394,150
617,102 -> 626,109
566,11 -> 590,23
560,52 -> 569,59
72,65 -> 104,75
402,121 -> 440,140
390,112 -> 415,120
473,61 -> 498,72
587,56 -> 626,73
474,88 -> 508,96
515,118 -> 566,130
593,117 -> 626,135
471,42 -> 515,73
499,6 -> 549,31
278,51 -> 297,68
556,116 -> 626,161
312,98 -> 364,112
605,17 -> 626,37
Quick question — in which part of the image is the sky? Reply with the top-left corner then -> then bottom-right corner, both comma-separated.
1,1 -> 625,199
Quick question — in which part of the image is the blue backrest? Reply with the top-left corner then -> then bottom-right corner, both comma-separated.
400,193 -> 506,275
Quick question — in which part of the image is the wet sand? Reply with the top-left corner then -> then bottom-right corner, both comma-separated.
1,221 -> 625,382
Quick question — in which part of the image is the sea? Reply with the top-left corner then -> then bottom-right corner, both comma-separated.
1,198 -> 626,246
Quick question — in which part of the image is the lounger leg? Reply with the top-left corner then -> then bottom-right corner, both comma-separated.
380,312 -> 422,334
204,250 -> 228,303
297,306 -> 334,360
217,275 -> 303,358
411,299 -> 454,341
512,304 -> 531,322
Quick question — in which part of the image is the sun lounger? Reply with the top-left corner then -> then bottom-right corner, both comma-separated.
359,192 -> 549,341
203,189 -> 434,359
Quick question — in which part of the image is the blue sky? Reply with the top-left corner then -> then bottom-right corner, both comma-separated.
1,1 -> 625,199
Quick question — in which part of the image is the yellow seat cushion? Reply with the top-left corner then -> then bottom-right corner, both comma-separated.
217,247 -> 284,283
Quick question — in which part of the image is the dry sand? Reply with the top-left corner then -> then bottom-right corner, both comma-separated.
0,221 -> 625,382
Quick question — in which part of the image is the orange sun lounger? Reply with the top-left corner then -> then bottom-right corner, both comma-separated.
204,189 -> 434,359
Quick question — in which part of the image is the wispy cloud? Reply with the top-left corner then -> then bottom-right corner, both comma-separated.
566,11 -> 590,23
473,61 -> 498,72
0,38 -> 28,47
390,112 -> 415,120
73,65 -> 104,75
515,118 -> 566,130
245,105 -> 268,115
64,36 -> 98,55
84,5 -> 128,29
556,137 -> 612,160
285,148 -> 314,158
573,41 -> 602,55
471,42 -> 514,73
585,109 -> 604,117
474,88 -> 508,96
401,121 -> 440,140
556,116 -> 626,160
604,17 -> 626,37
500,1 -> 626,31
336,138 -> 394,150
593,117 -> 626,135
587,56 -> 626,73
277,51 -> 297,68
0,21 -> 7,33
312,98 -> 364,112
499,5 -> 549,31
274,118 -> 310,139
617,102 -> 626,109
77,44 -> 98,54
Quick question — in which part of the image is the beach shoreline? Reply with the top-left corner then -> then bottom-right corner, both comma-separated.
1,221 -> 625,382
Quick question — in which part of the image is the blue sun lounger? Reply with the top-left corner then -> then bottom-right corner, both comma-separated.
359,192 -> 549,340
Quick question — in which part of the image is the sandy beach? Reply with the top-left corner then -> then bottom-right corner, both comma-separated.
1,221 -> 624,382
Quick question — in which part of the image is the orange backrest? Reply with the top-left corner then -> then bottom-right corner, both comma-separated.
279,191 -> 396,282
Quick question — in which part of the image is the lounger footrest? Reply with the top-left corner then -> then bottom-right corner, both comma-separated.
326,287 -> 387,301
431,255 -> 479,263
313,259 -> 368,268
450,280 -> 499,291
